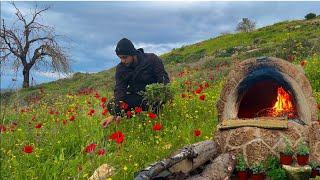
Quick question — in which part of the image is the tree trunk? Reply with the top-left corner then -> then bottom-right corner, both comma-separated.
169,140 -> 220,173
22,64 -> 31,88
134,140 -> 220,180
186,153 -> 236,180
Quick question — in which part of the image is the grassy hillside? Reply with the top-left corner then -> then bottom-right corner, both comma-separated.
161,17 -> 320,64
0,17 -> 320,179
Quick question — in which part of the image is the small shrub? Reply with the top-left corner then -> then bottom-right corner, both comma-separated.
297,140 -> 310,155
139,83 -> 175,110
309,161 -> 318,169
264,155 -> 287,180
251,162 -> 264,174
235,155 -> 248,171
281,137 -> 293,155
274,37 -> 314,61
266,167 -> 287,180
305,13 -> 317,20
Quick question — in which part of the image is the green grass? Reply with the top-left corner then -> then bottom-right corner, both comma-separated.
0,66 -> 228,179
161,17 -> 320,64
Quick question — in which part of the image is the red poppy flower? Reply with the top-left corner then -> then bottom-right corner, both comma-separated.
116,136 -> 124,144
87,101 -> 92,105
101,102 -> 106,108
209,76 -> 214,81
63,120 -> 68,125
126,111 -> 132,117
84,143 -> 96,153
31,116 -> 36,121
300,61 -> 305,66
185,81 -> 192,85
116,118 -> 121,123
205,83 -> 209,88
148,112 -> 157,119
35,123 -> 42,129
109,131 -> 125,144
94,93 -> 100,98
120,102 -> 128,109
23,146 -> 33,154
153,123 -> 162,131
194,129 -> 201,136
102,109 -> 108,115
135,107 -> 142,113
317,105 -> 320,110
49,110 -> 54,115
181,93 -> 186,98
199,95 -> 205,101
55,111 -> 59,114
287,56 -> 292,61
196,89 -> 202,94
20,109 -> 25,113
0,125 -> 6,132
109,131 -> 124,139
87,109 -> 95,115
39,89 -> 44,93
178,71 -> 185,77
97,148 -> 106,155
109,133 -> 117,139
69,115 -> 75,121
101,97 -> 107,103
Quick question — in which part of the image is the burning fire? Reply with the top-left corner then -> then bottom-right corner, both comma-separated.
273,87 -> 294,112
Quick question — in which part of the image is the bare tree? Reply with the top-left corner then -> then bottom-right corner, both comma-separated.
0,2 -> 71,88
236,18 -> 256,32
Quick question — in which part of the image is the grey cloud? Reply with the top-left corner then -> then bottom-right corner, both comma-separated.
1,1 -> 320,88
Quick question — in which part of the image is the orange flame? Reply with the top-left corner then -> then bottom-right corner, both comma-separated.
273,87 -> 293,112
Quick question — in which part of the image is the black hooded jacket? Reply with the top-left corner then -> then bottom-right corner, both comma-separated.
114,50 -> 170,102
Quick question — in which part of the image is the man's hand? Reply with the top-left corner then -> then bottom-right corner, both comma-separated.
101,115 -> 115,128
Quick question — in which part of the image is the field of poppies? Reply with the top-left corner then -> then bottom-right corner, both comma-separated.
1,53 -> 320,179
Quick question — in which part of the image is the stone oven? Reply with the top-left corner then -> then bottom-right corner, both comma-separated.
214,57 -> 320,165
134,57 -> 319,180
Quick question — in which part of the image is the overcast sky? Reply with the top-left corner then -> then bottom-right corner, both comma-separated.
1,1 -> 319,89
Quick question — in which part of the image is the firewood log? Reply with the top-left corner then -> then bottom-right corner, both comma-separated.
186,153 -> 236,180
134,140 -> 220,180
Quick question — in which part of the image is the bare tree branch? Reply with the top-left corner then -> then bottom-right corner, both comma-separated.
0,2 -> 71,88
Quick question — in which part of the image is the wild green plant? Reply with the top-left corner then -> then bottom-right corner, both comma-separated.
264,155 -> 287,180
309,161 -> 318,169
235,155 -> 248,171
251,162 -> 264,174
297,140 -> 310,155
138,83 -> 175,112
281,137 -> 294,155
